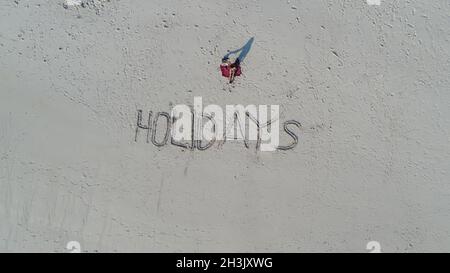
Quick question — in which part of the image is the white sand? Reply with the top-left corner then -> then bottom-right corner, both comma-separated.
0,0 -> 449,252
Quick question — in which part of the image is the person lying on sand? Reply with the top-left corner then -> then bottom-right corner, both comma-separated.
220,57 -> 241,83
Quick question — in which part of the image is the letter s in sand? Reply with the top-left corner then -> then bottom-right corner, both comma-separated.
277,120 -> 301,151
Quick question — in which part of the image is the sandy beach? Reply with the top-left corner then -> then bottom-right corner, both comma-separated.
0,0 -> 449,252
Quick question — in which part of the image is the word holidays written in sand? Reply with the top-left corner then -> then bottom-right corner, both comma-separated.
134,97 -> 301,152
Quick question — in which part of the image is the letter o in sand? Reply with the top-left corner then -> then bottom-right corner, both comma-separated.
151,112 -> 171,147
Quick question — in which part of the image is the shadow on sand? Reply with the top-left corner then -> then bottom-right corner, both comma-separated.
223,37 -> 254,62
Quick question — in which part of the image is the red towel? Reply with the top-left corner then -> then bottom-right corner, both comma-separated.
220,64 -> 231,77
220,64 -> 242,78
234,66 -> 242,76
